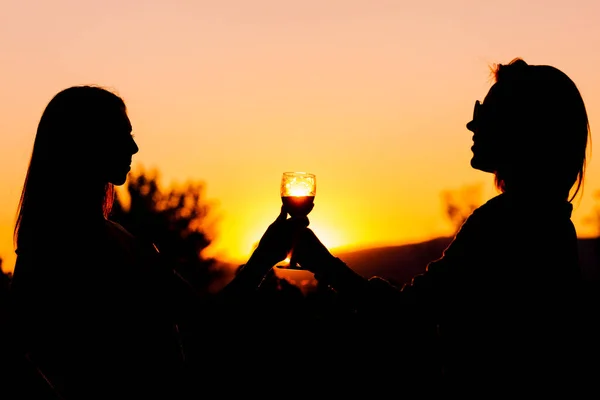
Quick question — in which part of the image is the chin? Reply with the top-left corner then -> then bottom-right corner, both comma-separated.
470,156 -> 495,173
109,174 -> 129,186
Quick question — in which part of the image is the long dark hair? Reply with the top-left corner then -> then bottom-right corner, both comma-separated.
14,85 -> 126,252
490,58 -> 591,202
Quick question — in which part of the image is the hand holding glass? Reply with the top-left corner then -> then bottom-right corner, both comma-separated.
280,172 -> 316,268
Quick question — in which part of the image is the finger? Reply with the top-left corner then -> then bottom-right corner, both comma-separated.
298,226 -> 316,242
275,205 -> 288,222
289,253 -> 299,269
290,215 -> 310,228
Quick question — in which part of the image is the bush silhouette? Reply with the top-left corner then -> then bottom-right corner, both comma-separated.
110,167 -> 225,295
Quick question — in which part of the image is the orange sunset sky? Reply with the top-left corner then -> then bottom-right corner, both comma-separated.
1,1 -> 599,274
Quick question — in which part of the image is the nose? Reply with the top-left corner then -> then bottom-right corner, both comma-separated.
466,119 -> 476,133
129,136 -> 139,155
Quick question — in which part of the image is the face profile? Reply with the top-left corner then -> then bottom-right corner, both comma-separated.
66,92 -> 138,187
99,107 -> 138,186
465,58 -> 589,199
467,84 -> 505,174
30,85 -> 139,190
13,85 -> 138,251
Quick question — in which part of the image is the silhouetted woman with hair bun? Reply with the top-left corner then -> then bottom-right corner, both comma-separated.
293,58 -> 594,393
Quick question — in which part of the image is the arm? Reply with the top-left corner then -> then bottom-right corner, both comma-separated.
292,228 -> 405,310
295,229 -> 445,379
294,224 -> 468,317
216,251 -> 276,300
216,206 -> 310,302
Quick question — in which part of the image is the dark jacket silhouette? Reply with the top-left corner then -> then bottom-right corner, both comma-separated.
293,58 -> 594,394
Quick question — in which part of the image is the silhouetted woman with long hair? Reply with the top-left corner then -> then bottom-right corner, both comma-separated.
293,58 -> 593,393
9,86 -> 304,399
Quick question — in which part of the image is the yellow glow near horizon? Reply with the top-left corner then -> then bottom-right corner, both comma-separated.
1,1 -> 600,274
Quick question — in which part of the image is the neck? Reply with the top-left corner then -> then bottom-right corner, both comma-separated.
66,183 -> 109,222
502,183 -> 568,202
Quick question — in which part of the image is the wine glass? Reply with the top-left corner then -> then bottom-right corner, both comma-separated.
279,172 -> 316,269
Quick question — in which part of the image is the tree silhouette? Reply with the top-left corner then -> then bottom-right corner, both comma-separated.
583,190 -> 600,238
582,190 -> 600,284
441,183 -> 483,234
0,258 -> 9,324
110,167 -> 226,295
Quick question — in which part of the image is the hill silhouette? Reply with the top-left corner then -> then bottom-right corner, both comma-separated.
334,237 -> 452,287
174,235 -> 600,294
332,236 -> 600,288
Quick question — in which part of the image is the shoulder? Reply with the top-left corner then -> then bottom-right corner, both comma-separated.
450,194 -> 507,237
434,195 -> 508,260
104,219 -> 142,252
105,219 -> 161,256
471,193 -> 510,220
105,219 -> 135,238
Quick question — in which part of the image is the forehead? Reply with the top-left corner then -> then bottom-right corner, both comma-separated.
483,83 -> 502,105
104,106 -> 132,132
484,81 -> 519,110
122,112 -> 132,132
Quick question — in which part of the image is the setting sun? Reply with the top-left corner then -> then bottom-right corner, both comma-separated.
288,185 -> 312,197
